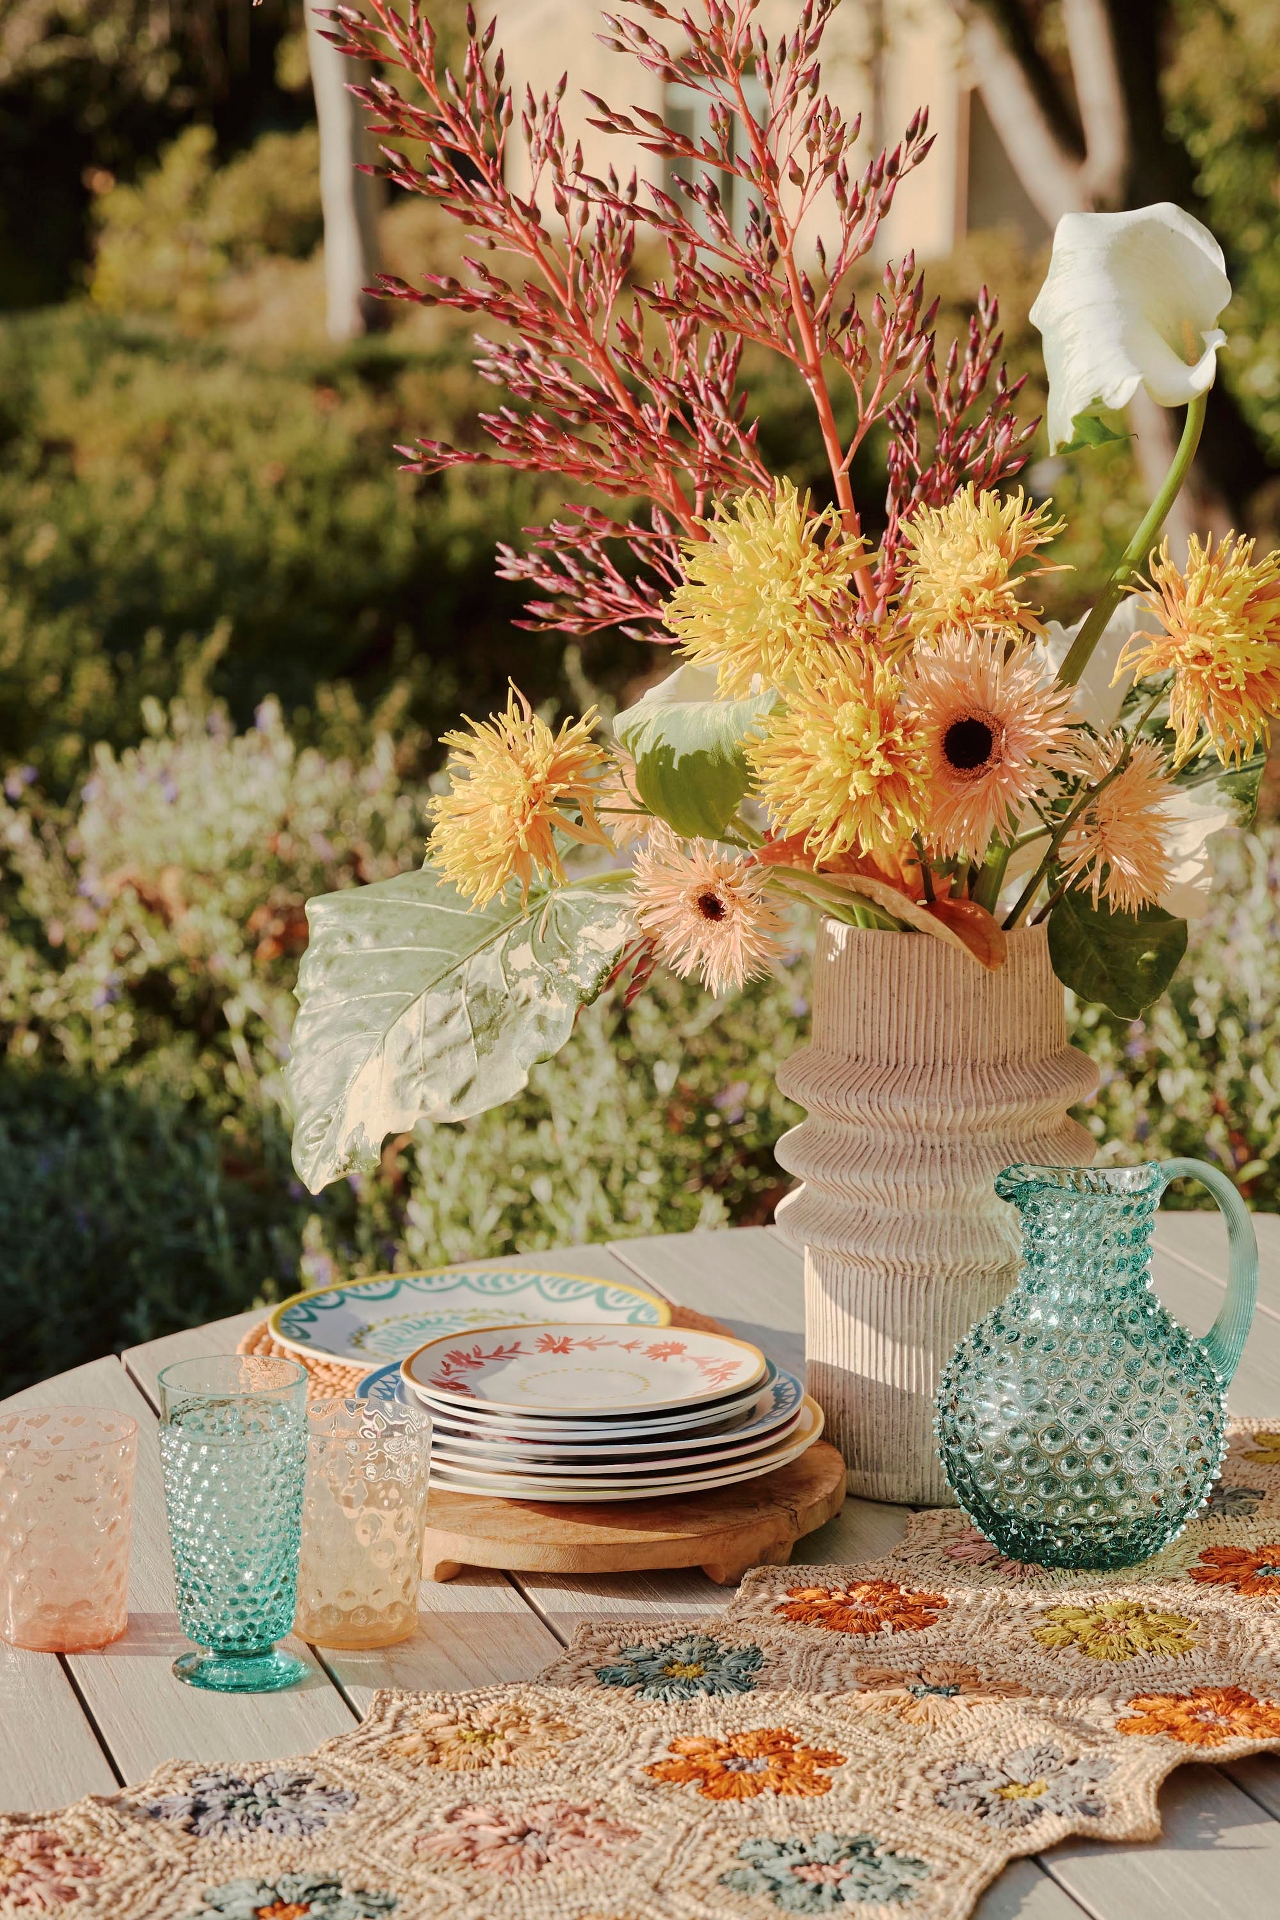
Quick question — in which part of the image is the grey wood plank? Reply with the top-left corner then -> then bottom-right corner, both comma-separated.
1223,1752 -> 1280,1821
0,1644 -> 118,1812
4,1357 -> 355,1788
609,1226 -> 805,1375
1154,1208 -> 1280,1324
791,1494 -> 912,1566
974,1858 -> 1091,1920
122,1310 -> 264,1406
512,1566 -> 737,1639
457,1243 -> 651,1284
315,1569 -> 563,1717
1043,1762 -> 1280,1917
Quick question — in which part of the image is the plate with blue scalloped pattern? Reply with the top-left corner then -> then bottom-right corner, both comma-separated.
269,1267 -> 669,1365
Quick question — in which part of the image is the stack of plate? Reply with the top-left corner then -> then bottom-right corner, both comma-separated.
383,1321 -> 822,1502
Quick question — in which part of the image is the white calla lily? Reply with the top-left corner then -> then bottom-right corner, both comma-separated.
1042,598 -> 1158,731
1158,788 -> 1232,921
1030,204 -> 1231,453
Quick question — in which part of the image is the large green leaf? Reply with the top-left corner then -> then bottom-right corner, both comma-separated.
1059,409 -> 1131,454
1048,890 -> 1188,1019
286,868 -> 633,1193
615,680 -> 777,839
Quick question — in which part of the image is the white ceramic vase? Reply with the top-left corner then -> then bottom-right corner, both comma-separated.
773,920 -> 1098,1506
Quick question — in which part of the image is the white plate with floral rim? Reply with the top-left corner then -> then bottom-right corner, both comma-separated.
428,1398 -> 824,1500
410,1356 -> 779,1438
432,1403 -> 808,1476
268,1267 -> 669,1365
401,1322 -> 766,1418
364,1357 -> 790,1442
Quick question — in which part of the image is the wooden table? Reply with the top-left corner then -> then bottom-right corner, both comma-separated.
5,1218 -> 1280,1919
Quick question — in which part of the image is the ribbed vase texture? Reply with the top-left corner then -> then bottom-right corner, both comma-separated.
774,922 -> 1098,1505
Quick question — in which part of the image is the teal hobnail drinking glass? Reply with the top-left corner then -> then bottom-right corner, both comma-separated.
935,1160 -> 1258,1569
157,1354 -> 309,1692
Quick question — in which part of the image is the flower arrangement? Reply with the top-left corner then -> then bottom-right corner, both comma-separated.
287,0 -> 1267,1195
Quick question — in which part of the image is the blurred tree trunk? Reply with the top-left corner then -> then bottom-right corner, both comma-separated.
946,0 -> 1274,539
304,4 -> 384,341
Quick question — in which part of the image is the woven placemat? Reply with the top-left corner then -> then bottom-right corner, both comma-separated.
8,1419 -> 1280,1917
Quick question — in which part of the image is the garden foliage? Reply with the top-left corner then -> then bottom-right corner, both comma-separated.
0,692 -> 1276,1395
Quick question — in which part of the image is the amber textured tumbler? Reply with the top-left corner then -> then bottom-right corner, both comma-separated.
0,1407 -> 138,1652
294,1397 -> 432,1649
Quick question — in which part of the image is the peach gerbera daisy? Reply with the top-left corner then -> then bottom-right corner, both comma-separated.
1120,534 -> 1280,764
746,651 -> 928,862
900,484 -> 1066,644
910,629 -> 1075,860
663,479 -> 868,695
631,839 -> 788,996
427,686 -> 611,908
1058,733 -> 1178,914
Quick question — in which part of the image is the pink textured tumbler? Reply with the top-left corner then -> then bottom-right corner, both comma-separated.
0,1407 -> 138,1652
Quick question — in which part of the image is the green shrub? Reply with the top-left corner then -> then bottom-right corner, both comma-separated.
0,1072 -> 302,1394
0,302 -> 638,788
89,125 -> 325,328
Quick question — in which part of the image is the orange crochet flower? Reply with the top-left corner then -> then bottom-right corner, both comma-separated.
1118,1685 -> 1280,1748
1190,1544 -> 1280,1597
644,1727 -> 846,1800
774,1580 -> 947,1637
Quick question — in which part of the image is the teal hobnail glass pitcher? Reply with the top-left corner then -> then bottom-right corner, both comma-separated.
934,1161 -> 1258,1569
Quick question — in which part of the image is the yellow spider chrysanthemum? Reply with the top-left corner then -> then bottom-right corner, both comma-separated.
1118,534 -> 1280,764
662,478 -> 868,696
746,650 -> 929,862
426,686 -> 610,907
899,484 -> 1067,644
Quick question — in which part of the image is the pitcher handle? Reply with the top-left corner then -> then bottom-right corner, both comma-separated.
1158,1158 -> 1258,1387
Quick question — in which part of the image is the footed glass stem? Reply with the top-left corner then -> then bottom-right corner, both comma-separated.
173,1646 -> 310,1693
935,1162 -> 1257,1569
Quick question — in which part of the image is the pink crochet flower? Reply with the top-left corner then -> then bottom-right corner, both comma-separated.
0,1831 -> 101,1909
943,1527 -> 1038,1580
416,1800 -> 639,1878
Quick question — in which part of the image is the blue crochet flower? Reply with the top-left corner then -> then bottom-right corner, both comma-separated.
1205,1482 -> 1264,1519
595,1632 -> 764,1702
180,1876 -> 395,1920
930,1744 -> 1112,1831
721,1833 -> 930,1912
146,1770 -> 356,1839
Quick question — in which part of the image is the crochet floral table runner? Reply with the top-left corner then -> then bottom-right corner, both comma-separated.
9,1420 -> 1280,1920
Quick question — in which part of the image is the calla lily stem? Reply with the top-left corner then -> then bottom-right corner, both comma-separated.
1057,388 -> 1209,688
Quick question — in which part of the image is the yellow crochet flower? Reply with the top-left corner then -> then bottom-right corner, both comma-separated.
747,650 -> 929,862
1031,1601 -> 1197,1662
1119,534 -> 1280,764
663,479 -> 868,696
426,686 -> 611,907
899,484 -> 1066,643
388,1702 -> 576,1771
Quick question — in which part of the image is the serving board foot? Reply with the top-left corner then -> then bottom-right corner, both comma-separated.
420,1440 -> 846,1584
